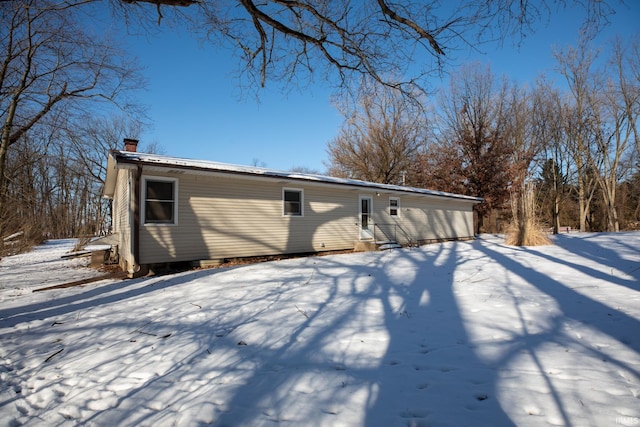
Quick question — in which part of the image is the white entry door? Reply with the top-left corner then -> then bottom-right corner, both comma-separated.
359,196 -> 374,240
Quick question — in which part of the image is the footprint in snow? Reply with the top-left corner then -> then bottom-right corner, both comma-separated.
399,409 -> 429,419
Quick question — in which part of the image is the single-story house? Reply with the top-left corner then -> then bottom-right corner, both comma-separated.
103,139 -> 482,276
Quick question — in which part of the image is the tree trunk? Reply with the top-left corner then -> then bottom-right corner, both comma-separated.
475,209 -> 484,235
578,177 -> 587,232
552,160 -> 560,234
553,192 -> 560,234
606,187 -> 619,232
516,191 -> 529,245
0,104 -> 16,252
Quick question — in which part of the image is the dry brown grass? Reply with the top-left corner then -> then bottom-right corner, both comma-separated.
506,182 -> 553,247
504,220 -> 552,246
72,234 -> 94,252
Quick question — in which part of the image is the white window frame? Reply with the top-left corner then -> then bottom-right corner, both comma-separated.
283,187 -> 304,217
389,197 -> 400,217
142,176 -> 179,225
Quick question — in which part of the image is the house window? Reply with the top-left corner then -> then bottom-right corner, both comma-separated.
283,188 -> 303,216
389,197 -> 400,216
143,177 -> 178,224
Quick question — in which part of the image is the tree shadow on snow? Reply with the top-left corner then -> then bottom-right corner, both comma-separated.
544,232 -> 640,292
472,238 -> 640,426
477,238 -> 640,354
362,242 -> 517,426
6,236 -> 638,426
208,237 -> 639,426
0,268 -> 230,329
208,243 -> 517,427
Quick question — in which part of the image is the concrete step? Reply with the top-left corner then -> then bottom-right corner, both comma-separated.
377,242 -> 402,250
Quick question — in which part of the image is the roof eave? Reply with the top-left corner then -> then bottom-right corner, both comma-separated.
110,151 -> 484,204
102,151 -> 118,199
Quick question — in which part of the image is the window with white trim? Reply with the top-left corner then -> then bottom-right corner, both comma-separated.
389,197 -> 400,216
283,188 -> 303,216
143,177 -> 178,224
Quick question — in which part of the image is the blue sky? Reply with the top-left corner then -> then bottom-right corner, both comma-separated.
119,2 -> 639,173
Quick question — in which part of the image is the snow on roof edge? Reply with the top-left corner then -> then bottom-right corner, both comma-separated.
111,150 -> 483,203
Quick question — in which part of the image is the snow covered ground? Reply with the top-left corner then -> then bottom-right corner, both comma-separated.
0,233 -> 639,427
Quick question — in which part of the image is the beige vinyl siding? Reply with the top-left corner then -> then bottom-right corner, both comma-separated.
136,168 -> 476,265
113,168 -> 134,271
372,193 -> 474,244
139,171 -> 361,263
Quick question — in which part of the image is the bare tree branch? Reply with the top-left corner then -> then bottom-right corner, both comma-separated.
116,0 -> 617,99
0,0 -> 145,244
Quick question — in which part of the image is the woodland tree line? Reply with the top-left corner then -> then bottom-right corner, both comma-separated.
0,0 -> 146,254
327,36 -> 640,239
1,0 -> 636,256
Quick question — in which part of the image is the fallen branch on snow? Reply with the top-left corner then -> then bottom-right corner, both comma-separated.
295,305 -> 309,319
44,348 -> 64,363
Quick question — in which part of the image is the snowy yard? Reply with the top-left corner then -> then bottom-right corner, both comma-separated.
1,233 -> 639,427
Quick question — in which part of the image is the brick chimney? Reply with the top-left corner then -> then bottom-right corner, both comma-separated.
124,138 -> 139,152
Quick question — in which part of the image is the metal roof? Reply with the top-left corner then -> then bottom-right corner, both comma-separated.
106,150 -> 483,203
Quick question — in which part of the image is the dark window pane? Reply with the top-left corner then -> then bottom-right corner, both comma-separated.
285,201 -> 300,215
145,201 -> 174,223
284,190 -> 302,215
390,198 -> 399,215
284,191 -> 300,203
145,180 -> 175,223
362,214 -> 369,228
147,181 -> 173,201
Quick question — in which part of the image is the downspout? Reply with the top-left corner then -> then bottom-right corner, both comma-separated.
131,164 -> 143,277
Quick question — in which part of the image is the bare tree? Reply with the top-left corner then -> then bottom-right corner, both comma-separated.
326,81 -> 426,184
505,81 -> 554,245
555,36 -> 639,232
554,40 -> 601,232
65,115 -> 145,185
64,115 -> 146,235
627,38 -> 640,158
416,64 -> 514,233
115,0 -> 617,96
537,84 -> 573,234
1,112 -> 146,253
536,157 -> 571,232
0,0 -> 144,243
289,166 -> 322,175
589,37 -> 639,231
